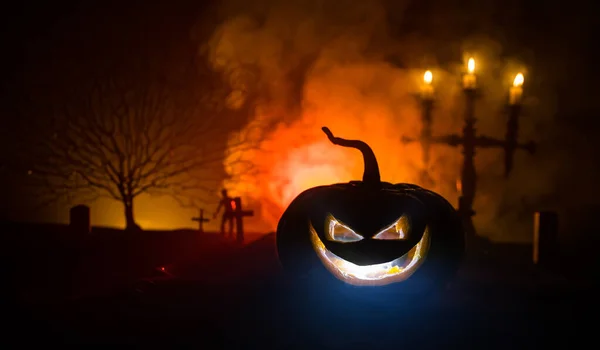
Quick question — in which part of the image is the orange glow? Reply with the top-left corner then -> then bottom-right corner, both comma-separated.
424,70 -> 433,85
227,124 -> 416,230
231,200 -> 236,211
51,194 -> 205,231
160,267 -> 165,271
513,72 -> 524,87
221,66 -> 445,231
467,58 -> 475,73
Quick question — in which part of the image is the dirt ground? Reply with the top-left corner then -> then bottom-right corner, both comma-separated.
5,230 -> 598,348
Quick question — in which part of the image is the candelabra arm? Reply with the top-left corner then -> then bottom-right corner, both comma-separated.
431,134 -> 463,147
474,136 -> 506,148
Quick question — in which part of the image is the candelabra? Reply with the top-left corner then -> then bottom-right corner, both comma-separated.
402,59 -> 536,247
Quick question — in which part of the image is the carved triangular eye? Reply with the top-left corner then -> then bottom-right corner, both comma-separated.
325,214 -> 363,243
373,216 -> 409,240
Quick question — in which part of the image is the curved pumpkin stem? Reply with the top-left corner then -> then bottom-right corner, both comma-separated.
321,127 -> 381,187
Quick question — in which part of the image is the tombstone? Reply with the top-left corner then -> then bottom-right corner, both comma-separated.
232,197 -> 254,244
533,211 -> 558,266
70,204 -> 91,235
191,209 -> 210,233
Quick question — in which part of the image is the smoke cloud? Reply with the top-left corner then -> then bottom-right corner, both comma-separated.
202,0 -> 559,242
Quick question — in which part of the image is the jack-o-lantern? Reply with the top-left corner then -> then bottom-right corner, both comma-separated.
276,127 -> 464,292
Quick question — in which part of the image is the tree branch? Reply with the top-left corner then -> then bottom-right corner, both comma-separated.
11,53 -> 264,219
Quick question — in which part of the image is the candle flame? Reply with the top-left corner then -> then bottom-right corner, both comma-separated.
513,72 -> 524,87
467,58 -> 475,73
424,70 -> 433,84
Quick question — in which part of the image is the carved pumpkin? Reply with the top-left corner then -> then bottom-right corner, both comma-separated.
276,127 -> 464,291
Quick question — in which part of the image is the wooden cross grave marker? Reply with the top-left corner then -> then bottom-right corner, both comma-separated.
232,197 -> 254,244
191,209 -> 210,233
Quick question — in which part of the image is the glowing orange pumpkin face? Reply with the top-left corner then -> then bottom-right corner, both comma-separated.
309,204 -> 430,286
276,127 -> 464,289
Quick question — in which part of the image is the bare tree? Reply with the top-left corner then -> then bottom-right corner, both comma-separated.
14,57 -> 260,231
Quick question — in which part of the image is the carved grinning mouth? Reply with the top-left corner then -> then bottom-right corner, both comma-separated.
309,224 -> 430,286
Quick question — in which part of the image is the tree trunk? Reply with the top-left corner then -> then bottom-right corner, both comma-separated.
124,198 -> 140,232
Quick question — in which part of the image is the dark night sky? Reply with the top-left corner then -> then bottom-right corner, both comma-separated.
1,0 -> 599,236
3,0 -> 596,122
2,0 -> 595,108
3,0 -> 597,102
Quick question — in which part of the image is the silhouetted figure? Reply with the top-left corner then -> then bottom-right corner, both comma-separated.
214,189 -> 235,238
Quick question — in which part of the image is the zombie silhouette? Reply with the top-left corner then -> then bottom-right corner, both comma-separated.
214,189 -> 235,238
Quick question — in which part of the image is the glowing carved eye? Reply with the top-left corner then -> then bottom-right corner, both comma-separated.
373,216 -> 409,240
325,214 -> 363,243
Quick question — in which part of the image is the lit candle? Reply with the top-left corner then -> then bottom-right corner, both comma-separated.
509,72 -> 524,105
421,70 -> 434,99
462,57 -> 477,90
